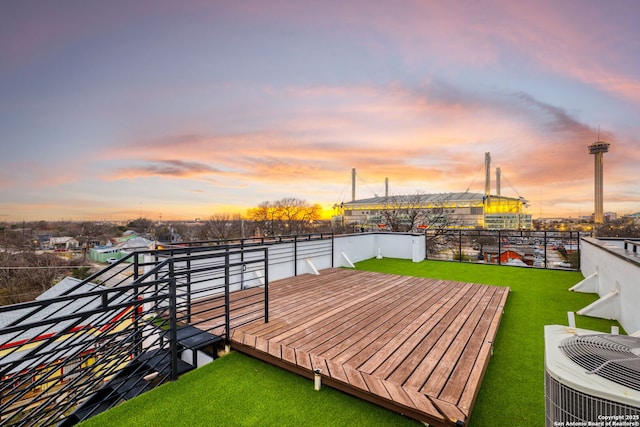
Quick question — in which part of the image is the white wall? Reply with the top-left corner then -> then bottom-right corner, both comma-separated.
333,232 -> 425,266
143,233 -> 426,300
579,237 -> 640,334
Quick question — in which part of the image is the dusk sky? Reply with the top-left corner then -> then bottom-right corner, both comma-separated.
1,1 -> 639,222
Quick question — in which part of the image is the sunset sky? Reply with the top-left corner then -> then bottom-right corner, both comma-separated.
1,1 -> 639,222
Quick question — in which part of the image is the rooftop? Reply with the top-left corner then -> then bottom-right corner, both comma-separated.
343,192 -> 486,205
80,256 -> 622,427
2,233 -> 637,426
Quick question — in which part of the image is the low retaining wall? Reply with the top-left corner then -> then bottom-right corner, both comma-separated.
333,232 -> 425,267
574,237 -> 640,334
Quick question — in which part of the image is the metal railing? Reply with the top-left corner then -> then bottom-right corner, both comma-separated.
424,229 -> 584,270
624,240 -> 640,255
169,232 -> 334,248
0,246 -> 269,426
162,233 -> 334,276
2,228 -> 587,426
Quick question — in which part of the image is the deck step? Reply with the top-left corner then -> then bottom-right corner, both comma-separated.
61,349 -> 196,426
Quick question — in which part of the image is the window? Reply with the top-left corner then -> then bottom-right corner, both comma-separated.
471,207 -> 484,215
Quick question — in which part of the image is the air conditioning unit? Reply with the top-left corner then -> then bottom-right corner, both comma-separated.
545,325 -> 640,426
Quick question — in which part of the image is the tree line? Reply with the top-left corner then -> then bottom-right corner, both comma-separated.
0,198 -> 328,304
5,195 -> 635,305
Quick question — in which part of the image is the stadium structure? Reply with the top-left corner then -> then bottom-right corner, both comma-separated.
333,153 -> 533,230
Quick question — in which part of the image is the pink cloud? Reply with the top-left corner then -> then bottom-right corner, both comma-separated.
256,1 -> 640,106
109,160 -> 221,180
95,78 -> 611,207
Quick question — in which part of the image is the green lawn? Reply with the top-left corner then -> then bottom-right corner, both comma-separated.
80,350 -> 421,427
81,259 -> 620,427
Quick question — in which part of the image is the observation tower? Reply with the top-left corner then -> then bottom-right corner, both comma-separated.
588,140 -> 610,223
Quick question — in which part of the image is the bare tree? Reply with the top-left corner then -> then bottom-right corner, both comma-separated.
595,219 -> 640,238
379,193 -> 434,232
172,222 -> 203,242
379,192 -> 463,232
200,213 -> 244,241
373,192 -> 473,260
278,198 -> 321,234
247,201 -> 279,236
471,230 -> 497,259
0,252 -> 71,305
1,225 -> 36,252
247,198 -> 322,237
126,218 -> 154,234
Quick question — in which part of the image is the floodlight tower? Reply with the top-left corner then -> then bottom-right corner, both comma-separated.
588,140 -> 610,223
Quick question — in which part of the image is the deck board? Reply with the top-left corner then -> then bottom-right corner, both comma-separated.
192,268 -> 508,427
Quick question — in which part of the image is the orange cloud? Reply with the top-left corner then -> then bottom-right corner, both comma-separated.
93,79 -> 613,208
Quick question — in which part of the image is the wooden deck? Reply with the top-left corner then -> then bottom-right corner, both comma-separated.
204,268 -> 508,426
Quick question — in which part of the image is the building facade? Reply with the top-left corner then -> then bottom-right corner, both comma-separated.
335,192 -> 532,230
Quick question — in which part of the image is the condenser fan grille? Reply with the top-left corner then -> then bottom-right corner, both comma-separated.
560,334 -> 640,392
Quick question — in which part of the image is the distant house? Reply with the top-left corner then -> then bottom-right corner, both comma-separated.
88,236 -> 155,263
35,234 -> 52,250
504,258 -> 528,267
0,277 -> 135,400
49,237 -> 79,251
482,245 -> 540,266
115,236 -> 155,252
483,247 -> 525,265
625,212 -> 640,225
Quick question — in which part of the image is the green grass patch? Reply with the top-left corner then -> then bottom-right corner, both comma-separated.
80,351 -> 421,427
80,259 -> 621,427
355,258 -> 622,427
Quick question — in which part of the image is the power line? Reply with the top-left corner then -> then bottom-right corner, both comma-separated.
356,172 -> 384,198
502,174 -> 523,198
0,265 -> 96,270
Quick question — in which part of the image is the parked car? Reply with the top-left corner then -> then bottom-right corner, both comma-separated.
106,257 -> 118,264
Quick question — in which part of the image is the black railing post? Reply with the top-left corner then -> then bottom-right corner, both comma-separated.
544,230 -> 548,269
168,260 -> 178,382
224,249 -> 230,346
331,232 -> 334,267
425,230 -> 429,259
154,251 -> 160,295
498,230 -> 502,265
133,253 -> 142,357
575,231 -> 580,270
186,247 -> 192,323
458,230 -> 462,262
294,235 -> 298,276
264,248 -> 269,324
133,252 -> 139,281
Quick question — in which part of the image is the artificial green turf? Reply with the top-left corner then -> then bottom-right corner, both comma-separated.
80,351 -> 421,427
80,259 -> 621,427
355,259 -> 622,427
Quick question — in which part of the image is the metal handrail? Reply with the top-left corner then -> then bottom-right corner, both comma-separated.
624,240 -> 640,254
424,229 -> 584,270
0,247 -> 270,426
